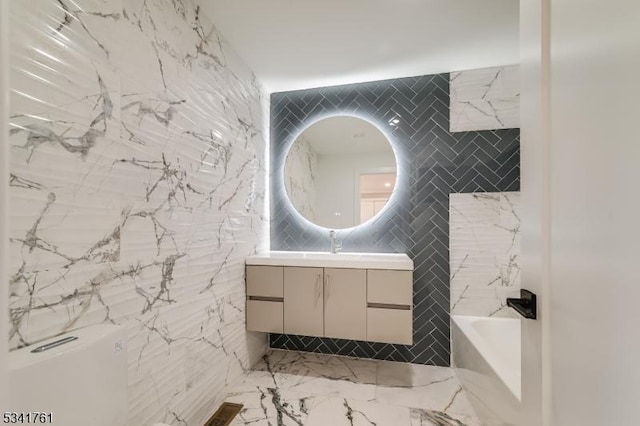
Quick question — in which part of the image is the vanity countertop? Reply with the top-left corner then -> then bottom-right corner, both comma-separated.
246,251 -> 413,271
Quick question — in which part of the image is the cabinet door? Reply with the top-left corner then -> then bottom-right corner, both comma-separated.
284,267 -> 324,337
324,268 -> 367,341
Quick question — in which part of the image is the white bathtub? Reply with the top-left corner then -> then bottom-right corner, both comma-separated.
451,315 -> 521,426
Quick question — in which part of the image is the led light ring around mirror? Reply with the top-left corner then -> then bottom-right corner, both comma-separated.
281,113 -> 402,233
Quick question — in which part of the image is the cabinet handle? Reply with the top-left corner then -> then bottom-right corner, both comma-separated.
325,274 -> 331,302
315,274 -> 322,306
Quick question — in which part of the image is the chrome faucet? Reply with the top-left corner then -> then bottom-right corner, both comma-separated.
329,230 -> 342,254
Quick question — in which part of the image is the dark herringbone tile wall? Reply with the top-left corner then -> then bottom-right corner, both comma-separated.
269,73 -> 520,366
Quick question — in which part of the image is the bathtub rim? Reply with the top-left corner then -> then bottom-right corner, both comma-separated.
451,314 -> 522,402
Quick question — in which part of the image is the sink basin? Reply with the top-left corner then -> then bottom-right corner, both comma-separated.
246,251 -> 413,270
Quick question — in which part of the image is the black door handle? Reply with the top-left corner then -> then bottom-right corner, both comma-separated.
507,289 -> 537,319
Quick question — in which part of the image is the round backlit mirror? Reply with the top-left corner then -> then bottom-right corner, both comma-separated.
284,116 -> 397,229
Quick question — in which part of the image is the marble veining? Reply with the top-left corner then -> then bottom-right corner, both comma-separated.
450,65 -> 520,132
450,192 -> 521,317
224,350 -> 480,426
9,0 -> 268,425
284,134 -> 318,222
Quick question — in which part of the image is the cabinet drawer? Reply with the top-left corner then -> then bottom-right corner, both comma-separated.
367,270 -> 412,306
367,308 -> 412,345
247,300 -> 283,333
246,266 -> 283,298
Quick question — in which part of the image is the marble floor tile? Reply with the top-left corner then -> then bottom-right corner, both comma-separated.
226,387 -> 410,426
375,361 -> 476,417
225,387 -> 323,426
253,349 -> 377,384
248,349 -> 377,401
222,350 -> 481,426
409,408 -> 482,426
303,398 -> 411,426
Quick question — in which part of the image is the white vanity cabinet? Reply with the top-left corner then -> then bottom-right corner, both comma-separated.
245,251 -> 414,345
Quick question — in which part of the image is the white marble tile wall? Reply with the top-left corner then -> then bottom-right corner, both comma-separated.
8,0 -> 268,424
450,192 -> 521,317
450,65 -> 520,132
284,134 -> 318,222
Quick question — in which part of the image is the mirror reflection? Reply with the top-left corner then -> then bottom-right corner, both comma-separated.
284,116 -> 397,229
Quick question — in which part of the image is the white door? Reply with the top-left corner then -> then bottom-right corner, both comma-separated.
360,200 -> 375,223
520,0 -> 549,424
520,0 -> 640,425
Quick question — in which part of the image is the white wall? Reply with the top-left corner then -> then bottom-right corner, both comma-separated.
521,1 -> 640,425
7,1 -> 268,424
0,0 -> 9,412
315,152 -> 395,228
548,0 -> 640,424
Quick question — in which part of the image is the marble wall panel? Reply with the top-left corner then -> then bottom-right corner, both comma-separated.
283,134 -> 318,222
8,1 -> 268,424
450,65 -> 520,132
450,192 -> 521,317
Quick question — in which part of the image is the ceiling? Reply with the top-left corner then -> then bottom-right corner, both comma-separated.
199,0 -> 519,93
303,116 -> 393,156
